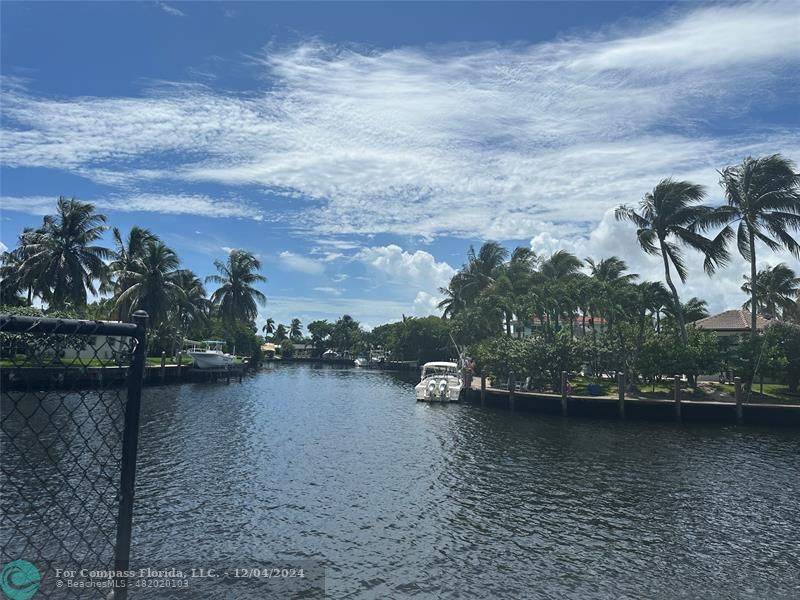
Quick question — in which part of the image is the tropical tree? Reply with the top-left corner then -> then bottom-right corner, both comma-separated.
112,240 -> 186,327
289,318 -> 303,340
262,317 -> 276,337
0,248 -> 27,306
20,197 -> 110,309
438,271 -> 470,318
615,179 -> 728,344
307,320 -> 333,355
742,263 -> 799,319
462,241 -> 509,302
716,155 -> 800,337
665,297 -> 709,324
105,226 -> 158,320
206,250 -> 267,325
174,270 -> 211,336
273,324 -> 288,342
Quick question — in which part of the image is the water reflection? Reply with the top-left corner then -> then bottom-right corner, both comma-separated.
5,364 -> 799,599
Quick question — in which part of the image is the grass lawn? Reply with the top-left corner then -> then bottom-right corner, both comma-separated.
710,382 -> 800,405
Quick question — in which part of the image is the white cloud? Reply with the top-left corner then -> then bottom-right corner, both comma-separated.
355,244 -> 455,291
313,286 -> 343,296
278,250 -> 324,275
262,294 -> 412,329
529,208 -> 800,315
0,194 -> 264,220
159,3 -> 186,17
412,291 -> 442,317
1,1 -> 798,247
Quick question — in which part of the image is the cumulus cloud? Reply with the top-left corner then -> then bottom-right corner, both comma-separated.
356,244 -> 456,291
529,208 -> 800,315
2,2 -> 798,240
278,250 -> 324,275
412,291 -> 443,317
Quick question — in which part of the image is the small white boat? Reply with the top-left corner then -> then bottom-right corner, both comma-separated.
415,361 -> 462,402
354,357 -> 369,367
187,340 -> 235,369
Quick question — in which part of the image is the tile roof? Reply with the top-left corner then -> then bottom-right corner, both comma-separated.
690,309 -> 772,332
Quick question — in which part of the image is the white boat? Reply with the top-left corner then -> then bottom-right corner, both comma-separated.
354,357 -> 369,367
415,361 -> 462,402
187,340 -> 235,369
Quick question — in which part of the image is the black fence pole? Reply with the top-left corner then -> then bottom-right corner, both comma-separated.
114,310 -> 148,598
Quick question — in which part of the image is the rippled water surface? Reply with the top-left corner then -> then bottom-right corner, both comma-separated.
126,364 -> 800,599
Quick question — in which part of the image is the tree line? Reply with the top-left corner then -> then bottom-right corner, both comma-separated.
440,154 -> 800,392
0,197 -> 267,358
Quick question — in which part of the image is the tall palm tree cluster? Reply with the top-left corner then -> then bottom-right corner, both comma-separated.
0,197 -> 267,353
441,154 -> 800,380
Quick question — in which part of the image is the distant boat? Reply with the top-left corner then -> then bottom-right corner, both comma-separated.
354,357 -> 369,367
415,361 -> 462,402
187,340 -> 235,369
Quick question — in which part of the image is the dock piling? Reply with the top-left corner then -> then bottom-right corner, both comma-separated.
480,374 -> 486,407
618,372 -> 625,419
674,374 -> 682,422
735,376 -> 743,425
509,372 -> 516,411
561,371 -> 568,417
160,351 -> 166,382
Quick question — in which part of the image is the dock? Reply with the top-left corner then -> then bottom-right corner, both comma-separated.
465,374 -> 800,426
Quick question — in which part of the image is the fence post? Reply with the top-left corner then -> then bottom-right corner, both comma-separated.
561,371 -> 568,416
735,376 -> 743,425
674,374 -> 682,422
480,374 -> 486,407
618,372 -> 625,419
509,371 -> 516,411
114,310 -> 148,599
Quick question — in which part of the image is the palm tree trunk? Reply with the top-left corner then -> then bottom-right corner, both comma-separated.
749,228 -> 758,342
660,242 -> 687,345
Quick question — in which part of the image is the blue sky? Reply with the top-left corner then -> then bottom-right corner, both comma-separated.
2,1 -> 799,329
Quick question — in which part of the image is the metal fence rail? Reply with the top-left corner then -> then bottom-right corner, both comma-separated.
1,312 -> 147,599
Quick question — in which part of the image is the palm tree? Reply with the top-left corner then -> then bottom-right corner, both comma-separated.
20,197 -> 110,309
262,318 -> 276,337
205,250 -> 267,325
615,179 -> 728,344
113,240 -> 186,327
0,247 -> 27,306
290,318 -> 303,340
273,324 -> 288,342
105,226 -> 158,320
172,270 -> 211,355
666,297 -> 709,324
717,154 -> 800,338
742,263 -> 799,319
438,271 -> 470,318
585,256 -> 638,338
463,241 -> 509,302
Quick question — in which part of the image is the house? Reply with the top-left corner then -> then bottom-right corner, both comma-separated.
260,342 -> 276,358
292,343 -> 314,358
690,309 -> 772,337
508,315 -> 607,338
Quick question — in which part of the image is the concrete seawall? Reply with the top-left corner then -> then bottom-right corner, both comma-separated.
467,381 -> 800,427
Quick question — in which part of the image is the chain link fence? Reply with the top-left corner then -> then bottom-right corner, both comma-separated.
1,313 -> 147,599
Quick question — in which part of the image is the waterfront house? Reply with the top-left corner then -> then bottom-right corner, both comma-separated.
690,309 -> 772,337
292,343 -> 314,358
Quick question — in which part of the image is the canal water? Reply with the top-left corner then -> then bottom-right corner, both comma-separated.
126,364 -> 800,599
